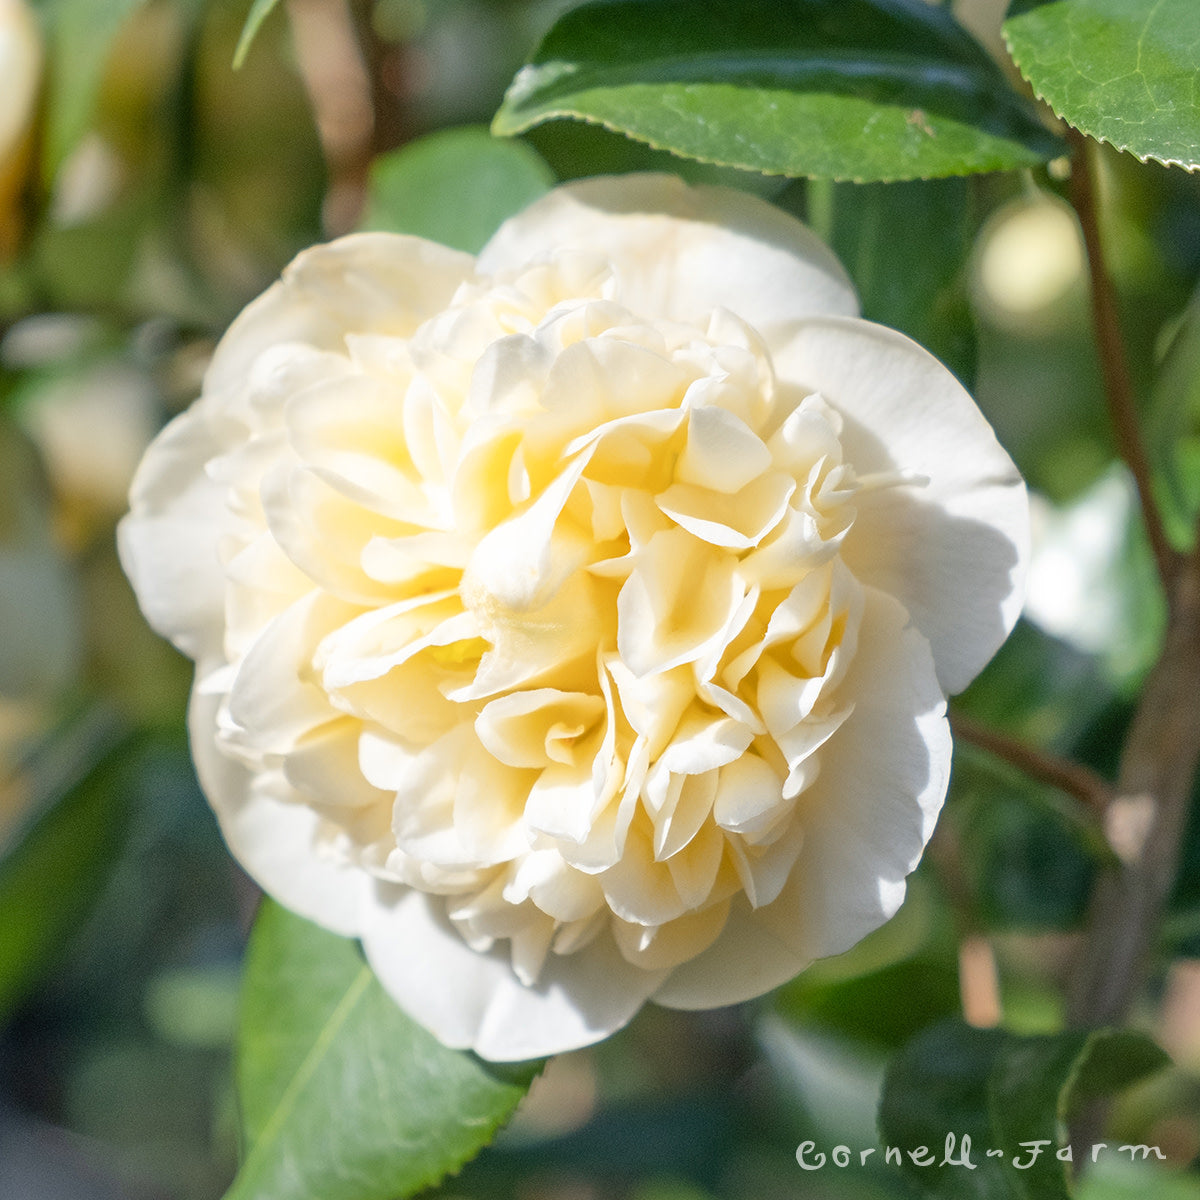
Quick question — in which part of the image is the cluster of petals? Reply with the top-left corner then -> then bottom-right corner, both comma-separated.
119,174 -> 1028,1060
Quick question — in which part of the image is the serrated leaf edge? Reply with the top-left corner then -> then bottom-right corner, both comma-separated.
1002,24 -> 1200,172
229,928 -> 537,1200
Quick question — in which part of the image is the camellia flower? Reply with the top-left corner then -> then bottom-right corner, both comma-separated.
0,0 -> 41,256
119,175 -> 1027,1060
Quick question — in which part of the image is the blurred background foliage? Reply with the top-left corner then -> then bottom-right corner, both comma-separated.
2,0 -> 1200,1197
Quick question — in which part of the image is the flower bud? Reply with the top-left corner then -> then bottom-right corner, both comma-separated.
0,0 -> 43,257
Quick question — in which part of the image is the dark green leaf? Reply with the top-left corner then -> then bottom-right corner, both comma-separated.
1003,0 -> 1200,169
1077,1159 -> 1200,1200
493,0 -> 1062,181
950,758 -> 1097,932
359,127 -> 555,253
233,0 -> 282,69
522,118 -> 788,196
0,706 -> 134,1021
955,619 -> 1115,747
1146,292 -> 1200,550
778,958 -> 963,1050
228,901 -> 538,1200
808,175 -> 977,382
37,0 -> 148,175
879,1020 -> 1170,1199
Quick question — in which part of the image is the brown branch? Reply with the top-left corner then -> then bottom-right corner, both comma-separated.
1064,525 -> 1200,1165
950,712 -> 1112,816
1063,133 -> 1200,1031
1068,130 -> 1180,593
1056,131 -> 1200,1173
1067,528 -> 1200,1029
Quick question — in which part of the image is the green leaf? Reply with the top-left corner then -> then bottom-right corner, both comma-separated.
878,1020 -> 1170,1199
778,957 -> 963,1050
493,0 -> 1062,182
1146,292 -> 1200,550
227,901 -> 539,1200
1078,1156 -> 1200,1200
0,706 -> 134,1021
1003,0 -> 1200,169
37,0 -> 148,175
233,0 -> 283,69
359,127 -> 555,253
811,175 -> 977,381
950,759 -> 1097,932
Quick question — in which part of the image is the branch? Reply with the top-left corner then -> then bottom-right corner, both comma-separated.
1068,130 -> 1180,593
1063,132 -> 1200,1032
950,712 -> 1112,817
1067,527 -> 1200,1029
1064,525 -> 1200,1164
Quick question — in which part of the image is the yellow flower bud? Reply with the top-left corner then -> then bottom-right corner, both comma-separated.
0,0 -> 43,257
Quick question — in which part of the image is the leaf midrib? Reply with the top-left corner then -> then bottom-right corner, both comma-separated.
231,964 -> 374,1196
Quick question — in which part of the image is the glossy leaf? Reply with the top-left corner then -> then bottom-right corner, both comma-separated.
0,706 -> 134,1021
778,957 -> 962,1051
879,1020 -> 1170,1199
228,902 -> 538,1200
233,0 -> 282,69
359,127 -> 555,253
1146,292 -> 1200,550
493,0 -> 1062,181
810,175 -> 977,382
1004,0 -> 1200,169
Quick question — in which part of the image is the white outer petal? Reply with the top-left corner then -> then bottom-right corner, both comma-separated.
360,888 -> 668,1060
188,682 -> 368,937
654,585 -> 950,1009
478,174 -> 859,336
116,406 -> 239,662
205,234 -> 477,396
771,316 -> 1029,695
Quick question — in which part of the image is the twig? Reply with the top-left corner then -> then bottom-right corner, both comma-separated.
959,936 -> 1003,1030
950,712 -> 1112,816
347,0 -> 412,161
1068,130 -> 1180,593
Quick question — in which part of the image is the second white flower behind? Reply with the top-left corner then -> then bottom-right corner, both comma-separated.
120,174 -> 1028,1060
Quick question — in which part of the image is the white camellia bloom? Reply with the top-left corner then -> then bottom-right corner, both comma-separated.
119,175 -> 1028,1060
